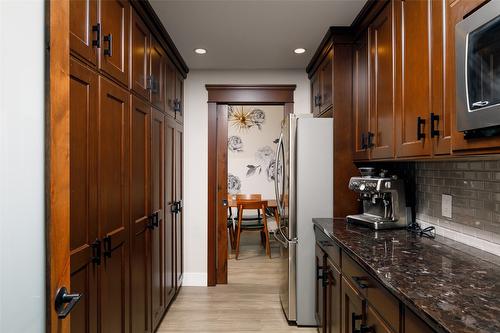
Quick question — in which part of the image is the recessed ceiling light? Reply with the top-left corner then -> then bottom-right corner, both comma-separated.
194,48 -> 207,55
294,48 -> 306,54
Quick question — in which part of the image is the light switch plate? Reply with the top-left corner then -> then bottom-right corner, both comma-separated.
442,194 -> 452,218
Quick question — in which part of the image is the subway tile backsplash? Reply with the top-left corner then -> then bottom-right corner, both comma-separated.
415,159 -> 500,253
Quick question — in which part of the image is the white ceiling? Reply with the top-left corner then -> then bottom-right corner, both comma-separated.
150,0 -> 367,70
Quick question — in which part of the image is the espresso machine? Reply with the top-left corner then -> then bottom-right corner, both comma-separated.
346,169 -> 409,230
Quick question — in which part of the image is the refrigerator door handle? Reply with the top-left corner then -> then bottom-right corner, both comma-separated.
274,131 -> 284,215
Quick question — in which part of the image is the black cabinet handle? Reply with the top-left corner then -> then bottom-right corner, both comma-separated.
174,99 -> 181,113
103,34 -> 112,56
153,211 -> 159,227
317,95 -> 322,107
367,132 -> 374,148
55,287 -> 82,319
430,112 -> 440,138
91,239 -> 101,265
352,313 -> 363,333
103,235 -> 112,258
417,116 -> 425,140
361,133 -> 367,149
171,202 -> 179,214
352,276 -> 369,289
92,23 -> 101,48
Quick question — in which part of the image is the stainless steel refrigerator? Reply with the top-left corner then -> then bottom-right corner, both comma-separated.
273,114 -> 333,326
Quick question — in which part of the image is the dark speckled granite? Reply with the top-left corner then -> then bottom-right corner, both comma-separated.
313,218 -> 500,333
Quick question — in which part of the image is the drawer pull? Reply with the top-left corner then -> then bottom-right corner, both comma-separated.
352,313 -> 363,333
352,276 -> 369,289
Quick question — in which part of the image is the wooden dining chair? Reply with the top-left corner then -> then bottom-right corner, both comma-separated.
234,194 -> 271,259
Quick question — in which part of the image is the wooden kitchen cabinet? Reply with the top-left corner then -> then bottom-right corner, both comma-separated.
174,121 -> 184,289
70,0 -> 98,65
150,37 -> 166,112
130,96 -> 152,333
131,10 -> 151,100
311,49 -> 333,117
311,72 -> 321,117
174,72 -> 185,123
341,277 -> 365,333
325,258 -> 341,333
369,1 -> 395,160
446,0 -> 500,154
352,32 -> 370,161
100,0 -> 130,86
315,244 -> 326,331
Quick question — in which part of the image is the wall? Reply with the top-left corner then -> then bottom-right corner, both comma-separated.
183,69 -> 310,285
0,0 -> 46,332
415,160 -> 500,256
227,105 -> 283,200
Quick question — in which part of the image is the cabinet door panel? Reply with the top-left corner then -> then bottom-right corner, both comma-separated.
164,118 -> 176,305
151,38 -> 166,112
98,77 -> 130,333
320,50 -> 333,114
326,259 -> 341,333
353,33 -> 370,161
311,73 -> 321,117
395,0 -> 432,158
100,0 -> 130,85
130,96 -> 151,333
165,61 -> 177,119
315,244 -> 326,332
369,2 -> 395,159
70,0 -> 98,65
174,72 -> 184,123
174,123 -> 184,288
69,59 -> 98,333
131,10 -> 150,100
341,277 -> 364,333
151,109 -> 166,328
405,307 -> 434,333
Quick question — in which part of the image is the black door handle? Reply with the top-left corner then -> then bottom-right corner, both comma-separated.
171,202 -> 179,214
103,34 -> 112,56
352,313 -> 363,333
174,99 -> 181,113
92,23 -> 101,48
361,133 -> 367,149
417,117 -> 425,140
91,239 -> 101,265
430,112 -> 440,138
367,132 -> 374,148
147,213 -> 156,230
55,287 -> 82,319
103,235 -> 112,258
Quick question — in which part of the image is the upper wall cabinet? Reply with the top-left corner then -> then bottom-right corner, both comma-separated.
70,0 -> 98,65
395,0 -> 449,158
150,37 -> 167,112
131,10 -> 150,100
368,1 -> 395,160
311,49 -> 334,117
100,0 -> 130,86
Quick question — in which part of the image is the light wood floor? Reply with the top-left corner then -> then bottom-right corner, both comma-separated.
157,232 -> 318,332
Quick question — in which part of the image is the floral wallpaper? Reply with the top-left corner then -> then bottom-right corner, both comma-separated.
227,105 -> 283,199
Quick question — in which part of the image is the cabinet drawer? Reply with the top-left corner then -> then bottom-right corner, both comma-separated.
314,226 -> 341,268
343,254 -> 400,331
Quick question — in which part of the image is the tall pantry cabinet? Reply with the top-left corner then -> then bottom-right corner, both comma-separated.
69,1 -> 188,332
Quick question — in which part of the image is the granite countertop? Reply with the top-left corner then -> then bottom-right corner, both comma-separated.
312,218 -> 500,333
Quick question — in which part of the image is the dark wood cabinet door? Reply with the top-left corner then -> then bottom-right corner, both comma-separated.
165,61 -> 177,119
365,304 -> 394,333
150,38 -> 166,112
352,33 -> 370,161
174,123 -> 184,289
70,0 -> 98,65
174,72 -> 184,123
164,117 -> 176,305
315,244 -> 326,332
446,0 -> 500,154
130,96 -> 151,333
100,0 -> 130,86
151,109 -> 166,328
98,77 -> 130,333
69,59 -> 98,333
326,259 -> 341,333
131,10 -> 150,100
311,72 -> 321,117
404,307 -> 434,333
320,50 -> 333,114
395,0 -> 432,158
369,2 -> 395,159
341,277 -> 365,333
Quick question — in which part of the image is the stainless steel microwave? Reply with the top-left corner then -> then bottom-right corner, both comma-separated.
456,1 -> 500,138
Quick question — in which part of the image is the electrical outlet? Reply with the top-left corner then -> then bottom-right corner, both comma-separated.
442,194 -> 452,218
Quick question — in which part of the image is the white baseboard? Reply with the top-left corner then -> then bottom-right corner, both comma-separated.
182,272 -> 207,286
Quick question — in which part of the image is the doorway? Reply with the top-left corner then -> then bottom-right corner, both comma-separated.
206,85 -> 296,285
